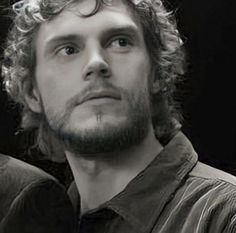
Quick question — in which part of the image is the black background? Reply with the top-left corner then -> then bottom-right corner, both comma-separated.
0,0 -> 235,182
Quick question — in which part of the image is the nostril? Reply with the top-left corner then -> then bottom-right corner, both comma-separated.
100,68 -> 108,74
87,71 -> 93,76
86,69 -> 108,77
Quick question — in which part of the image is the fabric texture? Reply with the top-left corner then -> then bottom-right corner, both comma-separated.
0,154 -> 77,233
68,132 -> 236,233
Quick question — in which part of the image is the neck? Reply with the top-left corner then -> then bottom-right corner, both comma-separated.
65,126 -> 163,214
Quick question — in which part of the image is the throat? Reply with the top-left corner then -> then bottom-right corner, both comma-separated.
78,170 -> 127,214
69,158 -> 138,214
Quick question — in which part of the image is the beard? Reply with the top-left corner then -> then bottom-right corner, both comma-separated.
41,82 -> 152,159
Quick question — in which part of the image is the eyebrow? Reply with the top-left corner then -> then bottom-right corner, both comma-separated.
101,25 -> 140,37
44,25 -> 140,53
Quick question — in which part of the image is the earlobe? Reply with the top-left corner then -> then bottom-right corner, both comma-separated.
23,80 -> 42,114
150,67 -> 161,94
152,80 -> 161,94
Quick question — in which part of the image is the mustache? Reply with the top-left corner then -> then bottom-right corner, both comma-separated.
66,81 -> 123,110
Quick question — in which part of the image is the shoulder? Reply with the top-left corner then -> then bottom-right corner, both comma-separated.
190,161 -> 236,186
0,153 -> 56,200
0,153 -> 77,233
154,161 -> 236,232
0,153 -> 56,218
0,153 -> 55,181
0,153 -> 56,215
177,161 -> 236,232
183,160 -> 236,203
186,161 -> 236,202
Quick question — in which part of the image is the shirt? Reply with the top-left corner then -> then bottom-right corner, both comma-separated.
67,132 -> 236,233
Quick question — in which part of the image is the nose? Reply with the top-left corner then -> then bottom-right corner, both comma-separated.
82,46 -> 111,80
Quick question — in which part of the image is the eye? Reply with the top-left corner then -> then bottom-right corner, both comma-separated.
56,45 -> 79,56
111,38 -> 128,47
109,37 -> 132,49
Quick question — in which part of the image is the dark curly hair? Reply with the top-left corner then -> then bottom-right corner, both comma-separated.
1,0 -> 185,160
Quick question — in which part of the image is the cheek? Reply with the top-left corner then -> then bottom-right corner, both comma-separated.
110,54 -> 150,88
35,64 -> 80,111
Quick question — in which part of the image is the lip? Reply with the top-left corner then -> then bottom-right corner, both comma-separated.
80,90 -> 121,104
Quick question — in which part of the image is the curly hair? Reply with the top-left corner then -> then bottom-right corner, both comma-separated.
1,0 -> 185,159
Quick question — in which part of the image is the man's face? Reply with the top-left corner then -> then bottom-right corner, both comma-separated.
32,0 -> 154,155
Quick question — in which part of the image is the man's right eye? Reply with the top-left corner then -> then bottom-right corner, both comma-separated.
56,45 -> 79,56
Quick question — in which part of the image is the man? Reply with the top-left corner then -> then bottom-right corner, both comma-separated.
2,0 -> 236,232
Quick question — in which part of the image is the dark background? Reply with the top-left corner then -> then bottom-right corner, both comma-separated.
0,0 -> 235,183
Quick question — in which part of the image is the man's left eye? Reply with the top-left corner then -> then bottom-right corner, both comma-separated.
110,38 -> 131,48
56,45 -> 79,57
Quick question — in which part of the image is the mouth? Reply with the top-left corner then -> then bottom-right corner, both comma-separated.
80,90 -> 121,104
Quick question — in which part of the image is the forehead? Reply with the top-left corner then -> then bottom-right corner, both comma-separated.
35,0 -> 142,44
67,0 -> 132,15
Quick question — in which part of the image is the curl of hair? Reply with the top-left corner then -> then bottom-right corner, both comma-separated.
1,0 -> 185,160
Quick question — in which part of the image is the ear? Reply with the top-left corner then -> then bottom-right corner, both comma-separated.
23,80 -> 42,114
150,68 -> 161,94
151,79 -> 161,94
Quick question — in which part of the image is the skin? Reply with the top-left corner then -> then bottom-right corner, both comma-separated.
25,0 -> 163,213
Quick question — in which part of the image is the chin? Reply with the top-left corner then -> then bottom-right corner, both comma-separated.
59,114 -> 150,156
69,114 -> 126,132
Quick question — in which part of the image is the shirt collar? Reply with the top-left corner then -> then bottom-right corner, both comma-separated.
68,132 -> 198,233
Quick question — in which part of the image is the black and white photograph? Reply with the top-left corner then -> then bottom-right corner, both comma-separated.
0,0 -> 236,232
